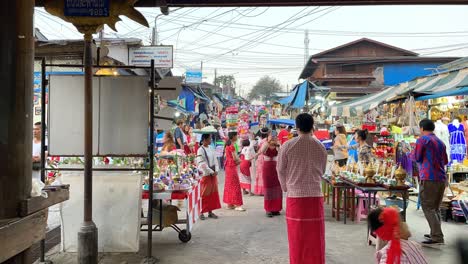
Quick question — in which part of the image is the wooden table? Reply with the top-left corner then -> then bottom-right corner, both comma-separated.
322,177 -> 355,224
340,178 -> 409,245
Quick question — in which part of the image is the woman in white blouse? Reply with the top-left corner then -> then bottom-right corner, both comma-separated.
196,134 -> 221,220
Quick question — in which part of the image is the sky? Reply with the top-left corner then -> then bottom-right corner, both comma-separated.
34,5 -> 468,96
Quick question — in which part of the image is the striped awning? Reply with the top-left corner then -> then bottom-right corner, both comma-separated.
330,66 -> 468,117
330,86 -> 400,117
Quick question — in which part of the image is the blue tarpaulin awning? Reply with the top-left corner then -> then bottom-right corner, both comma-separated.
416,86 -> 468,101
267,119 -> 295,126
290,81 -> 308,109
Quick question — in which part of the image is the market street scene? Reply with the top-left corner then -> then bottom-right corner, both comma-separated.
1,1 -> 468,264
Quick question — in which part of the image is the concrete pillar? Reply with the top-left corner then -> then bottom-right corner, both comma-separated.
0,0 -> 35,262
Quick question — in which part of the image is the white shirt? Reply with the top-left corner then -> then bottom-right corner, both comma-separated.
196,145 -> 219,176
241,145 -> 255,161
32,139 -> 47,181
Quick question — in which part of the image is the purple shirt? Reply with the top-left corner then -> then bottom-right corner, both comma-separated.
410,133 -> 448,182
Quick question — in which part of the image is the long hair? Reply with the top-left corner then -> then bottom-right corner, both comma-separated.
224,132 -> 238,157
162,131 -> 175,151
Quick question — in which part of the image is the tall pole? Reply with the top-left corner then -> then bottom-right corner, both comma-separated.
0,0 -> 34,261
304,29 -> 309,66
147,60 -> 155,261
78,32 -> 98,264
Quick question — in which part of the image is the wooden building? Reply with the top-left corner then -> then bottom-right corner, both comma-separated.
299,38 -> 459,101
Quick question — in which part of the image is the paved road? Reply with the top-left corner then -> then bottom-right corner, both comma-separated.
42,172 -> 463,264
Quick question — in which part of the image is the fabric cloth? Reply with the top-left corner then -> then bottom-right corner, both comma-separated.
278,129 -> 290,145
420,180 -> 445,243
448,122 -> 467,163
410,133 -> 448,182
255,138 -> 266,195
240,146 -> 255,191
174,126 -> 185,149
262,147 -> 282,212
376,240 -> 428,264
286,197 -> 325,264
277,134 -> 327,198
223,145 -> 243,206
434,120 -> 451,159
333,134 -> 348,160
200,176 -> 221,214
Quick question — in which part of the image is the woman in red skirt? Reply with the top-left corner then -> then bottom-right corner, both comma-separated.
223,132 -> 245,211
196,134 -> 221,220
240,139 -> 255,195
260,134 -> 282,217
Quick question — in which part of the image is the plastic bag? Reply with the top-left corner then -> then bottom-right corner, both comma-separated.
31,179 -> 48,198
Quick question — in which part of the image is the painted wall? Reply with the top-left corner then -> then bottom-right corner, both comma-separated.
383,63 -> 442,86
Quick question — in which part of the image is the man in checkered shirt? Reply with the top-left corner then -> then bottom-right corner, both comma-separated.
277,113 -> 327,264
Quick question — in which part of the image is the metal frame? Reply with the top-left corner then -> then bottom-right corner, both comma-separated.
39,59 -> 158,261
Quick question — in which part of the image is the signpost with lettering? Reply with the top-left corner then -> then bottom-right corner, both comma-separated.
129,46 -> 174,68
185,70 -> 203,84
64,0 -> 110,17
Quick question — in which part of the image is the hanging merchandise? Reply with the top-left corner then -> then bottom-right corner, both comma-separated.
434,120 -> 451,160
448,119 -> 467,163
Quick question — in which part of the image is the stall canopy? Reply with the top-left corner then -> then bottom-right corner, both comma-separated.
331,65 -> 468,117
330,86 -> 397,117
267,119 -> 295,126
277,81 -> 329,109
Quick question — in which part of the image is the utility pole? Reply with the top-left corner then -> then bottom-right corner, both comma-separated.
304,29 -> 309,66
151,8 -> 183,45
214,68 -> 217,85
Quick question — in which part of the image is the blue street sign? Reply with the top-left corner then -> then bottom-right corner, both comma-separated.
64,0 -> 110,17
185,70 -> 203,84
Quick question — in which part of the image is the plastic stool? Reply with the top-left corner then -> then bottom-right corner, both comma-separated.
356,194 -> 380,223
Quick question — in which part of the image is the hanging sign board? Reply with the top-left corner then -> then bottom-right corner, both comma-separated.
129,46 -> 173,68
185,70 -> 202,84
64,0 -> 110,17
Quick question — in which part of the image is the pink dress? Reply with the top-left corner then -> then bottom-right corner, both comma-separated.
254,139 -> 266,195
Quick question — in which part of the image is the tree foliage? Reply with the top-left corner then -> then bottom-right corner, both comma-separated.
248,76 -> 282,101
214,75 -> 236,89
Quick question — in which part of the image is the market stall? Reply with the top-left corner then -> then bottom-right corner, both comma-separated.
141,153 -> 201,243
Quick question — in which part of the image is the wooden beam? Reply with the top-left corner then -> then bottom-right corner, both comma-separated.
35,0 -> 468,7
0,210 -> 47,263
20,186 -> 70,217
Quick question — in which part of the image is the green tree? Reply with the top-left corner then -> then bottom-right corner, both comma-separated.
248,76 -> 282,101
214,75 -> 236,90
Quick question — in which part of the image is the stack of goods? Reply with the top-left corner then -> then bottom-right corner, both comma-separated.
374,127 -> 394,159
226,106 -> 239,132
238,110 -> 250,140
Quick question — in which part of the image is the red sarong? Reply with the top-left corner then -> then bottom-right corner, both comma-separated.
262,149 -> 282,212
286,197 -> 325,264
200,175 -> 221,214
239,154 -> 252,191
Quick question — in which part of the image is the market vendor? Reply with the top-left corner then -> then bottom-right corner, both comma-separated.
331,124 -> 348,167
343,129 -> 373,164
196,134 -> 221,220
